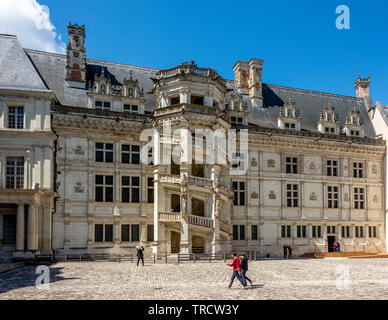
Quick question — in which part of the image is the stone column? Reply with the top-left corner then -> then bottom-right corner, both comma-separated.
152,167 -> 159,254
179,165 -> 190,254
16,204 -> 25,251
42,205 -> 52,254
27,204 -> 38,251
211,165 -> 221,254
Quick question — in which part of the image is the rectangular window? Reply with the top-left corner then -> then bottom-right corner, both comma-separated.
6,157 -> 24,189
369,226 -> 377,238
354,187 -> 365,209
147,225 -> 154,242
231,152 -> 245,170
147,177 -> 154,203
131,224 -> 139,242
95,224 -> 103,242
131,105 -> 138,112
355,226 -> 364,238
123,104 -> 130,111
297,225 -> 307,238
95,101 -> 102,108
232,225 -> 245,240
327,226 -> 336,234
239,225 -> 245,240
281,225 -> 291,238
233,225 -> 238,241
327,160 -> 338,176
327,186 -> 339,209
8,106 -> 24,129
103,102 -> 111,109
121,144 -> 140,164
312,226 -> 321,238
232,181 -> 245,206
121,224 -> 130,242
353,162 -> 364,178
285,157 -> 298,174
251,225 -> 258,241
105,224 -> 113,242
341,226 -> 350,238
95,175 -> 113,202
122,176 -> 140,203
286,184 -> 299,207
95,143 -> 113,162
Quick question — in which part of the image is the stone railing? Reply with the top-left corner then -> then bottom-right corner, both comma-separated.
188,176 -> 213,189
51,104 -> 149,122
156,63 -> 220,80
188,214 -> 213,229
159,212 -> 180,222
219,185 -> 234,199
153,104 -> 230,122
219,221 -> 231,234
159,174 -> 182,184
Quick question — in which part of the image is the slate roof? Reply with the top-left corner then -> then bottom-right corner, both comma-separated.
25,49 -> 157,112
0,34 -> 49,92
19,43 -> 376,138
376,102 -> 388,126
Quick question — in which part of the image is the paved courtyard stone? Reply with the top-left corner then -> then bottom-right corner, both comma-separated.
1,258 -> 388,300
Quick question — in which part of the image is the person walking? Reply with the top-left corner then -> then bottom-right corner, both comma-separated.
136,246 -> 145,266
239,253 -> 253,287
333,242 -> 337,253
288,245 -> 293,259
337,242 -> 341,253
227,253 -> 247,289
283,244 -> 288,259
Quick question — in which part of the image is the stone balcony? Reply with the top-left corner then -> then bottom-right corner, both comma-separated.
158,174 -> 233,199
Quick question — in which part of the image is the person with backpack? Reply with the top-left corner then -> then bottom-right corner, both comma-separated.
227,253 -> 247,289
136,246 -> 145,266
239,253 -> 253,287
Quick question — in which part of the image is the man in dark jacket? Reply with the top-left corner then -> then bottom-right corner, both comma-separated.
136,246 -> 144,266
283,245 -> 288,259
239,253 -> 253,287
288,246 -> 293,259
227,253 -> 247,289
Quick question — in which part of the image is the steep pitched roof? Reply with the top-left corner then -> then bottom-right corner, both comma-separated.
375,101 -> 388,126
25,49 -> 157,111
0,34 -> 49,92
23,45 -> 376,138
249,84 -> 375,138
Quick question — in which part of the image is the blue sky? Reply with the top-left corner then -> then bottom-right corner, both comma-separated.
7,0 -> 388,104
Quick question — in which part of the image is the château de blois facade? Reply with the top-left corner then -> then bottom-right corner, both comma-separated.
0,23 -> 386,259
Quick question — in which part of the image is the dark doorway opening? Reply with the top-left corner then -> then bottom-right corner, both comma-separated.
328,236 -> 335,252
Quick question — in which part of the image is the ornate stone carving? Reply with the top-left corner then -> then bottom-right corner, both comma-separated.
373,195 -> 379,203
251,192 -> 258,199
74,145 -> 84,155
372,165 -> 378,174
267,159 -> 275,168
344,193 -> 349,201
74,182 -> 84,193
251,158 -> 257,167
269,191 -> 276,199
180,175 -> 188,215
310,192 -> 318,201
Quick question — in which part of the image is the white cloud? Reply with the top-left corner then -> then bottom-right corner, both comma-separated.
0,0 -> 65,53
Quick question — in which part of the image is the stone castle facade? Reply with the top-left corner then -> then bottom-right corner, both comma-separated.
0,23 -> 386,259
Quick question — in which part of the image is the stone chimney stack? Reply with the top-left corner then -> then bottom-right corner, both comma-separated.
233,61 -> 249,95
66,22 -> 86,89
248,58 -> 264,108
355,74 -> 373,112
233,58 -> 264,107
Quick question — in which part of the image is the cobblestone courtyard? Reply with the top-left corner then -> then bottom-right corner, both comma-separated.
1,258 -> 388,300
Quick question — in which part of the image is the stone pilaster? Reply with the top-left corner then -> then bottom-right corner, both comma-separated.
16,204 -> 25,251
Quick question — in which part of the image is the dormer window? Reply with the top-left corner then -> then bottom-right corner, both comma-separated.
124,104 -> 138,112
285,123 -> 296,129
103,102 -> 111,109
231,117 -> 244,125
95,101 -> 102,108
344,105 -> 364,137
318,103 -> 340,134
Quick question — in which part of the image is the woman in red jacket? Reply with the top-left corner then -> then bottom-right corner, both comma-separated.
227,253 -> 247,289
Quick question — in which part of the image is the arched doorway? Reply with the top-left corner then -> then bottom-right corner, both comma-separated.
171,231 -> 180,254
192,235 -> 205,253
